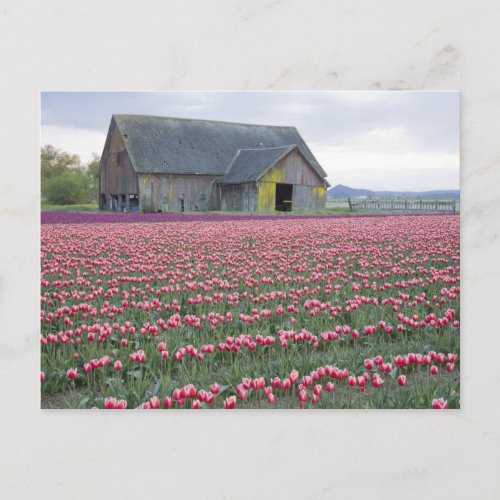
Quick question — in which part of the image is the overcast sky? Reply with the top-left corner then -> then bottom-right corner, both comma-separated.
41,91 -> 459,191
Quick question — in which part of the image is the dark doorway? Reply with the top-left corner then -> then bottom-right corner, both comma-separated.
275,183 -> 293,211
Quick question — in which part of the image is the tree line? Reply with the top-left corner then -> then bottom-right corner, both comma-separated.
41,145 -> 100,205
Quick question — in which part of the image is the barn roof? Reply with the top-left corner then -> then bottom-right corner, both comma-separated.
112,114 -> 327,179
220,145 -> 298,184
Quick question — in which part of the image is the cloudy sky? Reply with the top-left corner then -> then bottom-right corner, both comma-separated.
41,91 -> 459,191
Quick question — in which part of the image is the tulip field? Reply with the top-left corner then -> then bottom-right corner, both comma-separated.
40,213 -> 459,409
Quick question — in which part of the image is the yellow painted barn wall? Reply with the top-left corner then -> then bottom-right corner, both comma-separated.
257,150 -> 327,211
257,181 -> 276,211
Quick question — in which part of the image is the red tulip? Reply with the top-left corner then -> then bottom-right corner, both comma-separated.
116,399 -> 127,409
104,397 -> 116,409
224,396 -> 236,409
289,370 -> 299,384
397,375 -> 407,387
236,384 -> 248,400
431,398 -> 448,409
357,376 -> 366,388
325,381 -> 335,392
67,368 -> 78,380
149,396 -> 160,409
271,377 -> 281,389
372,374 -> 384,388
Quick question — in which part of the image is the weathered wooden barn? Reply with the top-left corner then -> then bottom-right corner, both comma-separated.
98,114 -> 329,213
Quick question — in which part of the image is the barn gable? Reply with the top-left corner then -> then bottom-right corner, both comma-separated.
220,145 -> 329,186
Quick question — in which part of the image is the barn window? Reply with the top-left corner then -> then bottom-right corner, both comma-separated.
180,198 -> 185,212
116,152 -> 120,165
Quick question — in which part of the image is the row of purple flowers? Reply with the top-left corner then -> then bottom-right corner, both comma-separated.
41,211 -> 456,225
41,212 -> 359,225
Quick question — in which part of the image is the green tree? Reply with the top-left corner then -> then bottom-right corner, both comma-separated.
44,172 -> 87,205
84,153 -> 101,203
41,145 -> 81,186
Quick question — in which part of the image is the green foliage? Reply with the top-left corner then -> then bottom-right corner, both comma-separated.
41,145 -> 80,184
44,172 -> 87,205
41,145 -> 101,205
84,153 -> 100,203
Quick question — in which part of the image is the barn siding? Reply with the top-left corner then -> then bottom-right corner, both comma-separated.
99,120 -> 138,209
220,183 -> 257,212
138,174 -> 218,213
292,185 -> 310,210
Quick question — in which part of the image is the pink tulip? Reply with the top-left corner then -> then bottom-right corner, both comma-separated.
104,397 -> 116,409
289,370 -> 299,384
116,399 -> 127,409
364,359 -> 374,370
432,398 -> 449,409
149,396 -> 160,409
325,381 -> 335,392
224,396 -> 236,409
313,384 -> 323,396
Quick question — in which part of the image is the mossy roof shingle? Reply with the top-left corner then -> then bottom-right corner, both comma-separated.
112,114 -> 327,179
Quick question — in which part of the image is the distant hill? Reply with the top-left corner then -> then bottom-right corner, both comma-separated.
328,184 -> 460,200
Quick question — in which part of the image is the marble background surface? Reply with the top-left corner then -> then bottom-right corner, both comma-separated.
1,1 -> 499,498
